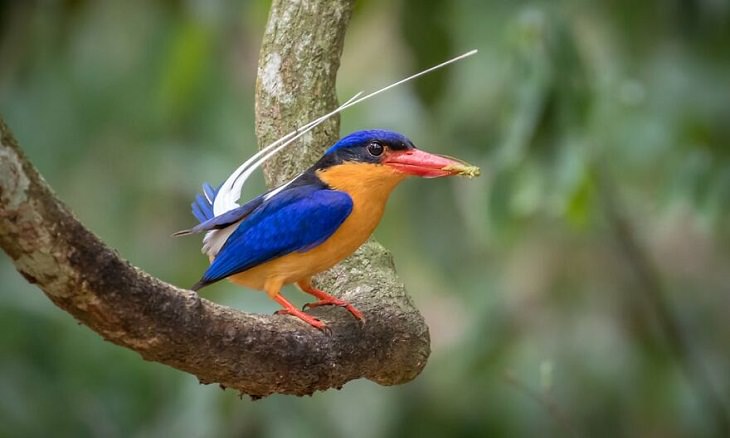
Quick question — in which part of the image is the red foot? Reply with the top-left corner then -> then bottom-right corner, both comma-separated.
298,281 -> 365,323
273,295 -> 328,332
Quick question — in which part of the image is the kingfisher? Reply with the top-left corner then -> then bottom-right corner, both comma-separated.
175,130 -> 479,330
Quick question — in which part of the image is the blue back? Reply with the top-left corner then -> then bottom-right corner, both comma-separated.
195,182 -> 353,288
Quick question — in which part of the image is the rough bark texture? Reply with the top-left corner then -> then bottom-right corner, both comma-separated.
254,0 -> 430,383
255,0 -> 351,186
0,0 -> 430,398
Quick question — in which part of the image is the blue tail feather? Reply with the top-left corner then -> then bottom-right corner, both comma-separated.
202,182 -> 217,203
191,183 -> 219,223
191,196 -> 208,223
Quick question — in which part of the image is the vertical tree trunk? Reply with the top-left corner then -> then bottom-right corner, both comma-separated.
256,0 -> 353,185
254,0 -> 431,387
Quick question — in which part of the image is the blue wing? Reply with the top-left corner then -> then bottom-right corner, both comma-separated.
193,185 -> 353,289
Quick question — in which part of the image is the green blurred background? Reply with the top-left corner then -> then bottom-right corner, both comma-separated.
1,0 -> 729,436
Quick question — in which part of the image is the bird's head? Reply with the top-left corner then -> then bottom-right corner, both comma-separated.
314,130 -> 480,184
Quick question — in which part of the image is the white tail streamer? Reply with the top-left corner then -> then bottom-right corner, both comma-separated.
213,93 -> 364,216
212,49 -> 478,217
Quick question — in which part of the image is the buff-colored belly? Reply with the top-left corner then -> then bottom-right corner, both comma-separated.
226,161 -> 405,294
229,200 -> 383,291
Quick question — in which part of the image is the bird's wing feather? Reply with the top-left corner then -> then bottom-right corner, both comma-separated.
196,186 -> 353,287
173,194 -> 265,236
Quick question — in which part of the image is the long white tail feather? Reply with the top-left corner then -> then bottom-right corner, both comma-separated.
211,49 -> 478,218
213,93 -> 363,216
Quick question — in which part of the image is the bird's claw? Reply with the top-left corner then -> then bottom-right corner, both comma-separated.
303,298 -> 365,323
274,308 -> 329,332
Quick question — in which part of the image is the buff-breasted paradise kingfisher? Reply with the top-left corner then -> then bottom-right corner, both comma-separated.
175,130 -> 479,330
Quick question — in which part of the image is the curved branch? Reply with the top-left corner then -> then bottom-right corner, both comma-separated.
0,0 -> 429,398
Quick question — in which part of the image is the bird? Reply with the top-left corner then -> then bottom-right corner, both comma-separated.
175,129 -> 479,330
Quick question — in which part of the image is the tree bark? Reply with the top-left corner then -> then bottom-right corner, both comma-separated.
0,0 -> 430,398
256,0 -> 350,186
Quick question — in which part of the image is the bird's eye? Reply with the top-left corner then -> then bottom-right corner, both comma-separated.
367,142 -> 384,156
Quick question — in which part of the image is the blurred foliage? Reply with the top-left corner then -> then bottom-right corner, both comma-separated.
2,0 -> 730,437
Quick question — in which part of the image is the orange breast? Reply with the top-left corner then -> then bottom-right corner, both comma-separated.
229,162 -> 406,291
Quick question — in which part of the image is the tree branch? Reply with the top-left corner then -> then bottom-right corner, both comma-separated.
255,0 -> 352,186
0,0 -> 429,398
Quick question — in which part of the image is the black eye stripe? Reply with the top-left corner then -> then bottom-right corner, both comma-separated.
367,142 -> 384,156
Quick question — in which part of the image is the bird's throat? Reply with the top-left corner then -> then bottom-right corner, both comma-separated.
315,161 -> 405,248
315,162 -> 406,203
